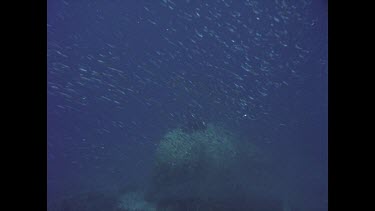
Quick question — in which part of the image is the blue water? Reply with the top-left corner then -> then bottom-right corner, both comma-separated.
47,0 -> 327,210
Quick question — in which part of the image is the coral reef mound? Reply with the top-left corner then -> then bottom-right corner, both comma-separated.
150,123 -> 267,205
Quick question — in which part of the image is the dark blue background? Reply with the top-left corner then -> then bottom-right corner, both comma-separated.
47,0 -> 327,210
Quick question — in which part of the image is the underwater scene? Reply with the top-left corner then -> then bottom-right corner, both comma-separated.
47,0 -> 327,210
